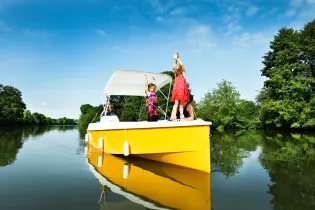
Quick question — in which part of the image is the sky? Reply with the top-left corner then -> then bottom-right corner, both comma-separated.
1,0 -> 315,119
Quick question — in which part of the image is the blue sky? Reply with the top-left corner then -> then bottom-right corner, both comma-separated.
1,0 -> 315,119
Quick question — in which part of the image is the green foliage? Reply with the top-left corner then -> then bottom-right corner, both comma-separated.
197,79 -> 260,131
0,84 -> 26,125
258,19 -> 315,129
0,84 -> 77,126
22,110 -> 76,126
120,96 -> 147,121
78,104 -> 102,129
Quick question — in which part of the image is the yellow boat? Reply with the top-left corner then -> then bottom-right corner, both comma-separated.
86,70 -> 212,173
85,145 -> 211,210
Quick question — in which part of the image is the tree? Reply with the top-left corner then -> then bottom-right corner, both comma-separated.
0,84 -> 26,125
23,110 -> 34,125
236,100 -> 261,129
197,79 -> 241,131
119,96 -> 147,122
258,19 -> 315,129
78,104 -> 101,128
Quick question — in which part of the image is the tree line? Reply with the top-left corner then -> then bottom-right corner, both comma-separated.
0,84 -> 77,126
78,19 -> 315,131
2,19 -> 314,131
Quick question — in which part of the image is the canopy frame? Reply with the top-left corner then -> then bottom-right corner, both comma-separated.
100,70 -> 173,120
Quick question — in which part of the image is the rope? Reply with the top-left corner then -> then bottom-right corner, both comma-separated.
138,97 -> 145,121
91,105 -> 105,123
144,96 -> 170,119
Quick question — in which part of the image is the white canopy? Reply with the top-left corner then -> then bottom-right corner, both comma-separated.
103,70 -> 173,97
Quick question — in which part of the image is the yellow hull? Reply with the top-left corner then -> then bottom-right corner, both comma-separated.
86,146 -> 211,210
87,121 -> 211,172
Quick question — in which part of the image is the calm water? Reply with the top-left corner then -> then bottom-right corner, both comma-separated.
1,126 -> 315,210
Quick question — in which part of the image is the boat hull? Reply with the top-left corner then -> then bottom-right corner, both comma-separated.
86,120 -> 211,172
86,146 -> 211,210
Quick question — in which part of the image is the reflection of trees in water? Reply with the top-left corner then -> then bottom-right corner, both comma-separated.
0,128 -> 24,166
78,125 -> 88,150
0,126 -> 77,167
78,125 -> 87,139
212,130 -> 315,208
211,130 -> 262,178
259,131 -> 315,210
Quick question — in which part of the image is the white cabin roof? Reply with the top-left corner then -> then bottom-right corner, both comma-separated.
103,70 -> 172,97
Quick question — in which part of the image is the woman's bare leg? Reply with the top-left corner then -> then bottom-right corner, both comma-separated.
170,100 -> 179,120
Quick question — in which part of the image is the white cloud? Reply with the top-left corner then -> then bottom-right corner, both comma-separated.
246,6 -> 259,16
226,21 -> 242,34
286,9 -> 296,17
299,6 -> 315,18
23,29 -> 51,39
289,3 -> 315,29
290,20 -> 306,29
234,32 -> 250,46
41,102 -> 48,106
260,8 -> 278,18
95,29 -> 107,37
0,20 -> 11,31
156,16 -> 164,22
289,0 -> 303,8
146,0 -> 176,14
169,7 -> 187,16
228,6 -> 240,13
233,32 -> 269,46
224,6 -> 241,22
182,23 -> 214,52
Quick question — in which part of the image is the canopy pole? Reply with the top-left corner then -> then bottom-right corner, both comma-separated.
144,97 -> 168,118
105,95 -> 111,114
158,89 -> 168,100
165,82 -> 172,120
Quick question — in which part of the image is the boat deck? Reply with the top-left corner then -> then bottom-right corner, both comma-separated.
88,118 -> 212,131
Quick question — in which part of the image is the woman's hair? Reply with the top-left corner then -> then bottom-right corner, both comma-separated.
188,94 -> 193,103
106,100 -> 114,108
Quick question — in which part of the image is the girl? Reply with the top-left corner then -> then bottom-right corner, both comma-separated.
170,52 -> 189,121
144,74 -> 158,122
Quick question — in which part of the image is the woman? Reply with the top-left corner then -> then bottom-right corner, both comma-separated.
100,101 -> 115,117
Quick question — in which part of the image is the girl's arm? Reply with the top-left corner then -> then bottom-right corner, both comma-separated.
173,60 -> 177,73
176,58 -> 186,78
152,76 -> 156,86
144,74 -> 149,96
173,52 -> 178,73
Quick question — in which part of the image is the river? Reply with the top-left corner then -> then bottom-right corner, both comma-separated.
0,126 -> 314,210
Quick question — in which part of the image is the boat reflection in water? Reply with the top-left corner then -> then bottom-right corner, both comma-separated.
85,145 -> 211,210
